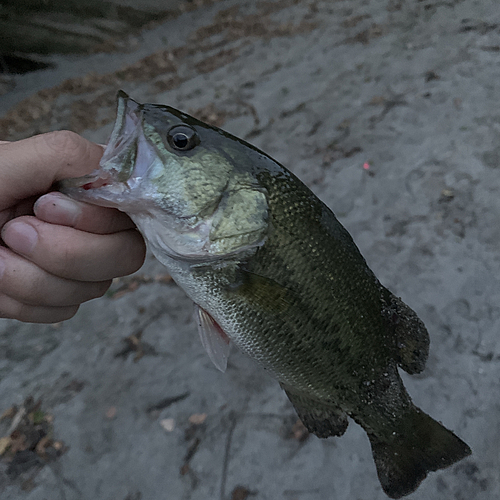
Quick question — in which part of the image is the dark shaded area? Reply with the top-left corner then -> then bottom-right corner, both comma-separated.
0,55 -> 54,74
0,0 -> 184,74
6,451 -> 42,479
145,392 -> 190,414
0,396 -> 67,481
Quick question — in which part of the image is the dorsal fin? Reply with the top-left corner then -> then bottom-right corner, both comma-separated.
383,292 -> 429,375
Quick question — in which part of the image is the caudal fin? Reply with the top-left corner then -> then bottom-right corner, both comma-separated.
368,407 -> 471,498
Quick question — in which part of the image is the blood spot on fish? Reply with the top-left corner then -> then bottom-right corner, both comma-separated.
82,178 -> 109,190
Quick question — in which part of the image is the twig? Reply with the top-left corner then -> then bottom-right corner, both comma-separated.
146,392 -> 190,414
220,411 -> 238,500
7,406 -> 26,435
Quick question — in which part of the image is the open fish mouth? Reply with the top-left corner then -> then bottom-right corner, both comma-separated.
59,91 -> 156,208
98,91 -> 142,183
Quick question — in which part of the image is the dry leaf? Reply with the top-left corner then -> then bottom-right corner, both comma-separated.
9,430 -> 28,453
115,331 -> 156,362
231,485 -> 251,500
105,407 -> 117,419
155,274 -> 172,284
188,413 -> 207,425
291,419 -> 310,442
35,436 -> 52,457
110,273 -> 172,299
0,436 -> 11,455
112,281 -> 140,299
453,97 -> 462,110
1,406 -> 16,420
369,95 -> 386,106
53,441 -> 64,451
21,478 -> 36,492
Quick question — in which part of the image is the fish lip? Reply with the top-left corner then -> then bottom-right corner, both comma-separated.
99,90 -> 141,182
60,91 -> 142,192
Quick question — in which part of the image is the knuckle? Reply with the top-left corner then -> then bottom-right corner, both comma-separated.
39,130 -> 92,171
42,130 -> 83,155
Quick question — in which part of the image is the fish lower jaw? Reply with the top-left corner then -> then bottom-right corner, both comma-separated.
62,182 -> 138,210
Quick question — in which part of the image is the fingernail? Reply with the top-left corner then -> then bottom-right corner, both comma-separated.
2,221 -> 38,255
34,192 -> 81,226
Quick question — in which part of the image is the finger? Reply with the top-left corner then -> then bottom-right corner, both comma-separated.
0,197 -> 38,229
0,247 -> 111,307
1,217 -> 146,281
33,192 -> 136,234
0,293 -> 79,323
0,131 -> 103,211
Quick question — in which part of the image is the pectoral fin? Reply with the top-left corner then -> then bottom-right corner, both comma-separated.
228,266 -> 295,314
194,305 -> 231,372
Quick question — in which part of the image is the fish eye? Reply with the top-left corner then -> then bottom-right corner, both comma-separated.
167,125 -> 199,151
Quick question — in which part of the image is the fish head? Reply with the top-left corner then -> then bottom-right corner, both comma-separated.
60,91 -> 269,262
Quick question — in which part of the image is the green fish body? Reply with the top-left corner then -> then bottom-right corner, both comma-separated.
61,92 -> 471,498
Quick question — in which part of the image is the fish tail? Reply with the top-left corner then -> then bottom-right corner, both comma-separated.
368,406 -> 471,498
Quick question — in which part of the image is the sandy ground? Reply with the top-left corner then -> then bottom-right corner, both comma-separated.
1,0 -> 499,499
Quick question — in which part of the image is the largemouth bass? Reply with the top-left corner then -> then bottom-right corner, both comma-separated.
61,91 -> 471,498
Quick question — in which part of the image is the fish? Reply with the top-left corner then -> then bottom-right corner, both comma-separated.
60,91 -> 471,498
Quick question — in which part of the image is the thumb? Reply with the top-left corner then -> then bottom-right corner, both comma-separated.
0,131 -> 103,211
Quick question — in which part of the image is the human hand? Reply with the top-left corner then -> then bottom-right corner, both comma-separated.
0,131 -> 146,323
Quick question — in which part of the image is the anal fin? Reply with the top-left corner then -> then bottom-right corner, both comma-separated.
194,305 -> 231,373
282,385 -> 348,438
